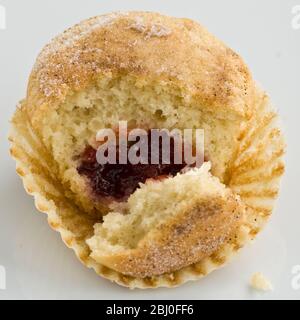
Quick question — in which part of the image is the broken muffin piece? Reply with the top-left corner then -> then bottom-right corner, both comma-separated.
87,163 -> 244,277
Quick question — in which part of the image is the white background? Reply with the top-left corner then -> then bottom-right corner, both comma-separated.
0,0 -> 299,300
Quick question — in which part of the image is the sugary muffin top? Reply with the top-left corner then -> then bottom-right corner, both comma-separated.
26,11 -> 255,121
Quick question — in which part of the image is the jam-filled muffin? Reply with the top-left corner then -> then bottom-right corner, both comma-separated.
9,12 -> 285,288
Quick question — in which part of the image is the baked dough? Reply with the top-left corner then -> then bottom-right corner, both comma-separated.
87,163 -> 244,278
9,12 -> 285,288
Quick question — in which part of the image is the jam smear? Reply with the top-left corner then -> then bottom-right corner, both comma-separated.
77,134 -> 190,201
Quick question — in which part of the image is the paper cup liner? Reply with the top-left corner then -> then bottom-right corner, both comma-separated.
9,88 -> 285,289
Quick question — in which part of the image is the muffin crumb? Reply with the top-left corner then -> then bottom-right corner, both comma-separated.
250,272 -> 273,292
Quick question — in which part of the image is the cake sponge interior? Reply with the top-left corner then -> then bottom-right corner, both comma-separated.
36,75 -> 245,217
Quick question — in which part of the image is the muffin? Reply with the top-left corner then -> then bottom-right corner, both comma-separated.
9,11 -> 285,288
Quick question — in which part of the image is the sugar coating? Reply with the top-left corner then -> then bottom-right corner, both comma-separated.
26,11 -> 254,120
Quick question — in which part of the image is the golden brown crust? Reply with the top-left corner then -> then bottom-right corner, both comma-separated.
90,194 -> 244,278
26,11 -> 254,123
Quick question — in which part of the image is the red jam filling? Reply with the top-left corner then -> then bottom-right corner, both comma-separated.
77,134 -> 189,201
